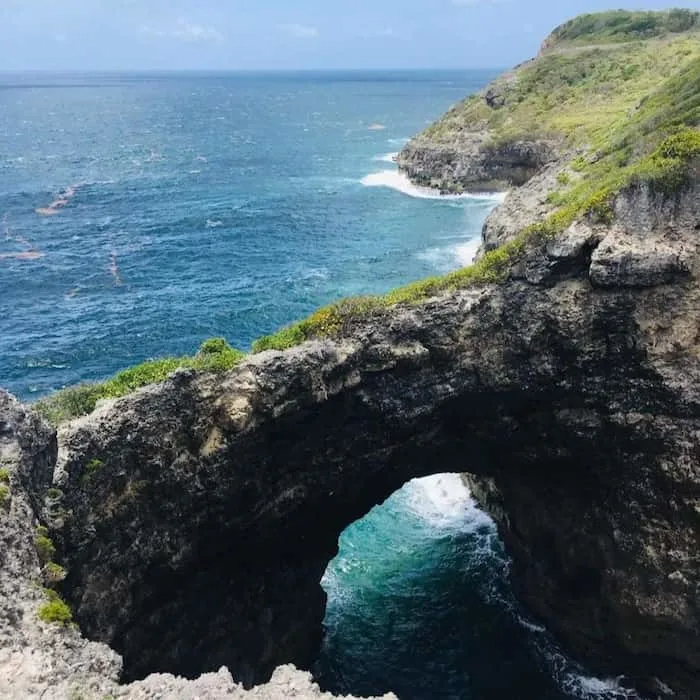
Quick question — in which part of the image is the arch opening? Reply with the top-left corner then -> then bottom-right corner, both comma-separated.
314,474 -> 641,700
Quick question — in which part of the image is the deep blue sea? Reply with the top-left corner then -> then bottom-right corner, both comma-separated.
0,71 -> 640,700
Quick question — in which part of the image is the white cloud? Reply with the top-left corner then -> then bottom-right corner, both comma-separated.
278,23 -> 319,39
141,18 -> 223,43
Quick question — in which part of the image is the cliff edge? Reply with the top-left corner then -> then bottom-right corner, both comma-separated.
397,8 -> 700,257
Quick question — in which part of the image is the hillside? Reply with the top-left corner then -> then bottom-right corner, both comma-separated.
542,8 -> 699,48
398,8 -> 700,194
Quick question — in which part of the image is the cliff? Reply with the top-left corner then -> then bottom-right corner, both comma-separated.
1,9 -> 699,700
397,8 -> 699,198
0,389 -> 396,700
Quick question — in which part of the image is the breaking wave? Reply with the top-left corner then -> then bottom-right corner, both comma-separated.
361,169 -> 506,202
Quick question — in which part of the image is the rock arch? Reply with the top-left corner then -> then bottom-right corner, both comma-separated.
0,182 -> 691,699
42,184 -> 700,699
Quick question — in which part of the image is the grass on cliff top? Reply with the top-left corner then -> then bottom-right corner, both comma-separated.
254,34 -> 700,352
34,338 -> 244,426
421,22 -> 700,147
546,9 -> 699,47
36,130 -> 700,424
253,126 -> 700,352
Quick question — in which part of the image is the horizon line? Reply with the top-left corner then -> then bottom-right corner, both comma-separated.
0,66 -> 506,75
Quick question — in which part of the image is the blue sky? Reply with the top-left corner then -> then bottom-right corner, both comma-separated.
1,0 -> 698,71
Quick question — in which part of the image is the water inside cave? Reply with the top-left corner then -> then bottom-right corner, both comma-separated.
315,474 -> 641,700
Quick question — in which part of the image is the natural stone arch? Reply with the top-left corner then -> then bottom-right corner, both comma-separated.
47,182 -> 700,698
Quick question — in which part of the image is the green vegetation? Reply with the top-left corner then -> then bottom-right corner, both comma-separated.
251,244 -> 530,351
35,526 -> 57,563
82,458 -> 104,485
0,469 -> 9,506
253,18 -> 700,353
44,562 -> 68,585
35,338 -> 245,425
38,589 -> 73,626
86,458 -> 103,474
546,9 -> 698,46
423,30 -> 699,148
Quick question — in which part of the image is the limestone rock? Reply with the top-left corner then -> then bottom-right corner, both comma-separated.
396,131 -> 560,194
0,393 -> 396,699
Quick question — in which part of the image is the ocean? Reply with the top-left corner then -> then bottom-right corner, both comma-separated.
0,71 -> 640,700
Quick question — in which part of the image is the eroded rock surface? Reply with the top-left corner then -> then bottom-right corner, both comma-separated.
0,177 -> 691,698
396,130 -> 560,194
0,393 -> 396,700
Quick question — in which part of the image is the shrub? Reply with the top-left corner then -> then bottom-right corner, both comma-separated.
35,385 -> 102,426
35,527 -> 56,563
194,338 -> 245,372
0,468 -> 9,484
548,10 -> 699,46
34,338 -> 245,425
38,589 -> 73,626
0,485 -> 9,507
198,337 -> 230,355
82,458 -> 104,485
44,562 -> 68,585
86,458 -> 103,473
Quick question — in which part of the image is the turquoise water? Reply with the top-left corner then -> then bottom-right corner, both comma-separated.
318,475 -> 640,700
0,72 -> 641,699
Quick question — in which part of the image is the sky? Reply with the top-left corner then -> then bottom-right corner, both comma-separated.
1,0 -> 698,71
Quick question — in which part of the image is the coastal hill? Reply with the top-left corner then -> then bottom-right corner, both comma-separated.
1,9 -> 699,700
398,8 -> 699,196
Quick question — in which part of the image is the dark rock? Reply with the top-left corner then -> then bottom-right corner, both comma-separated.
484,87 -> 506,109
396,132 -> 560,194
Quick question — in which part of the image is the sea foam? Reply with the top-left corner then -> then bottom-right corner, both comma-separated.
559,671 -> 640,700
361,169 -> 506,202
417,237 -> 482,272
403,474 -> 495,532
372,152 -> 399,163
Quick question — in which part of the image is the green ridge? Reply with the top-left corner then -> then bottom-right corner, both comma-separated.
545,9 -> 699,47
421,25 -> 699,147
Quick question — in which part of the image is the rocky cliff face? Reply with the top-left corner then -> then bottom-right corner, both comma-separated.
2,11 -> 699,699
1,174 -> 698,698
396,129 -> 561,194
0,392 -> 393,699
